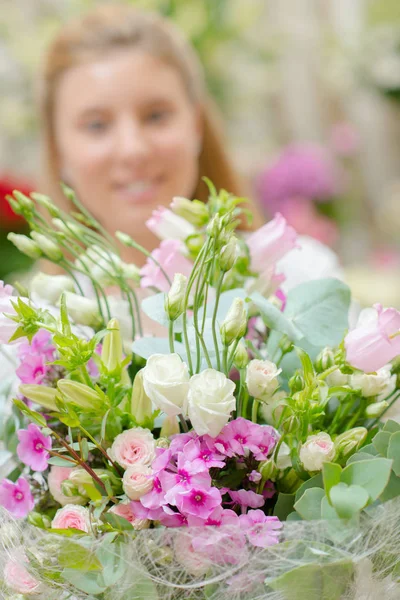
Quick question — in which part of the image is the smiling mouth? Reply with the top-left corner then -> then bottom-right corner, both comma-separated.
113,179 -> 162,203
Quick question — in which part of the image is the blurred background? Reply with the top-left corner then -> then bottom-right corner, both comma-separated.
1,0 -> 400,306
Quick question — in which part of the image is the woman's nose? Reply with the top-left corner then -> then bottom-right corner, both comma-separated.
114,119 -> 150,162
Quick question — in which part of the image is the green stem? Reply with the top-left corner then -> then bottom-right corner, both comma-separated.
178,414 -> 189,433
79,426 -> 123,476
79,365 -> 94,388
237,369 -> 245,416
252,399 -> 260,423
369,392 -> 400,428
222,345 -> 229,375
211,273 -> 224,371
169,320 -> 175,354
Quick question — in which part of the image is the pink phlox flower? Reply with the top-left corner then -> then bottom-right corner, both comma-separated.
18,329 -> 55,362
228,489 -> 265,510
16,354 -> 47,384
204,427 -> 235,458
181,438 -> 226,470
251,425 -> 277,461
0,477 -> 34,518
223,418 -> 263,456
169,431 -> 197,455
162,456 -> 211,506
17,423 -> 52,471
140,239 -> 193,293
345,303 -> 400,372
158,506 -> 188,527
152,447 -> 172,473
239,510 -> 282,548
175,486 -> 222,519
187,506 -> 239,528
140,476 -> 166,510
249,470 -> 262,483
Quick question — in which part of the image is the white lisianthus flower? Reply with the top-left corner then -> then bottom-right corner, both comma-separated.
109,427 -> 155,470
299,433 -> 335,472
246,359 -> 282,400
350,364 -> 396,398
30,272 -> 76,305
61,292 -> 101,327
146,206 -> 196,241
142,353 -> 190,416
122,465 -> 153,500
185,369 -> 236,437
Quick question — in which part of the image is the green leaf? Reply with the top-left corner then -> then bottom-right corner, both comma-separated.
295,473 -> 324,502
294,487 -> 325,520
59,541 -> 102,571
380,471 -> 400,502
141,292 -> 183,332
273,493 -> 296,520
294,347 -> 315,385
47,457 -> 76,467
346,452 -> 376,465
322,462 -> 342,501
341,458 -> 393,501
250,291 -> 302,340
372,431 -> 392,456
387,431 -> 400,476
104,512 -> 134,531
267,559 -> 354,600
62,569 -> 106,595
383,420 -> 400,433
13,398 -> 46,427
330,483 -> 369,519
132,336 -> 186,360
284,278 -> 351,348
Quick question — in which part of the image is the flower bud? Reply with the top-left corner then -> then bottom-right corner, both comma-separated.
57,379 -> 104,411
220,297 -> 247,346
61,480 -> 80,497
52,218 -> 82,237
185,233 -> 205,255
7,233 -> 42,259
206,215 -> 221,238
130,370 -> 153,426
258,459 -> 276,481
30,231 -> 63,262
115,231 -> 134,246
69,469 -> 93,487
315,347 -> 335,373
219,236 -> 237,272
101,318 -> 123,373
334,427 -> 367,460
30,272 -> 75,305
289,373 -> 304,393
299,432 -> 335,472
160,415 -> 180,438
31,192 -> 60,218
365,401 -> 389,418
170,196 -> 209,226
121,262 -> 140,284
12,190 -> 34,212
246,359 -> 281,400
27,511 -> 52,529
165,273 -> 187,321
62,292 -> 101,327
278,335 -> 293,355
156,437 -> 171,449
233,341 -> 249,369
19,384 -> 58,411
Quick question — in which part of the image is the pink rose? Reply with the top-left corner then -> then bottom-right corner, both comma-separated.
51,504 -> 91,532
109,427 -> 155,470
345,303 -> 400,372
109,502 -> 149,530
247,213 -> 298,275
122,465 -> 154,500
48,466 -> 86,506
4,553 -> 40,595
140,239 -> 192,293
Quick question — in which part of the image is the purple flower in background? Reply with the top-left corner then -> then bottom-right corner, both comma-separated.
239,510 -> 282,547
257,143 -> 340,213
0,477 -> 34,518
17,423 -> 52,471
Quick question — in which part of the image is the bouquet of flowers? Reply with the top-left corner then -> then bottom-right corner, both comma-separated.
0,183 -> 400,600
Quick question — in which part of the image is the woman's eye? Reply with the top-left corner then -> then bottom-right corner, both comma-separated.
83,120 -> 108,133
146,109 -> 170,124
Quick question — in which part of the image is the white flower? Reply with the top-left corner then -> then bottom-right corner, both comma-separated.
122,464 -> 153,500
350,364 -> 396,398
299,432 -> 335,472
109,427 -> 155,470
246,359 -> 281,400
142,353 -> 190,416
220,298 -> 247,346
185,369 -> 236,437
146,206 -> 196,241
62,292 -> 101,327
30,272 -> 76,305
165,273 -> 187,321
275,441 -> 292,470
326,368 -> 349,388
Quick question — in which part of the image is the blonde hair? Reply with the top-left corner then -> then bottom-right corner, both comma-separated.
38,4 -> 248,211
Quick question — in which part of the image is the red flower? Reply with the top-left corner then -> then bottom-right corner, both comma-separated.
0,173 -> 35,229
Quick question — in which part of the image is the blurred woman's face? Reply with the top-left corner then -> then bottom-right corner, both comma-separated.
54,50 -> 201,255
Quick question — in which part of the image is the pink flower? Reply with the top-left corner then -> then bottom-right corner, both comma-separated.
239,510 -> 282,547
109,427 -> 155,470
330,122 -> 359,156
140,239 -> 192,293
122,464 -> 154,500
180,438 -> 226,470
0,477 -> 34,518
247,213 -> 298,274
17,423 -> 52,471
140,476 -> 166,510
162,454 -> 211,505
109,502 -> 149,530
229,489 -> 265,510
16,354 -> 47,384
52,504 -> 91,531
18,329 -> 55,362
4,553 -> 40,595
48,466 -> 86,506
175,486 -> 222,519
345,303 -> 400,372
146,206 -> 195,241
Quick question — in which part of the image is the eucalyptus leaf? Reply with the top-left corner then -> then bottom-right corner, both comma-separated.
387,431 -> 400,476
132,337 -> 186,361
250,291 -> 302,340
372,431 -> 392,456
141,293 -> 182,332
322,462 -> 342,501
330,482 -> 369,519
341,458 -> 393,501
294,487 -> 325,520
273,492 -> 296,520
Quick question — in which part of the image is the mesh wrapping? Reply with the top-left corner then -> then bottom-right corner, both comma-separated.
1,500 -> 400,600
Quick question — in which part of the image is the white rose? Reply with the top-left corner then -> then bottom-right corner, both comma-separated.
326,368 -> 349,388
30,272 -> 76,305
122,464 -> 154,500
299,433 -> 335,472
246,359 -> 281,400
185,369 -> 236,437
142,353 -> 190,416
350,364 -> 396,398
109,427 -> 156,470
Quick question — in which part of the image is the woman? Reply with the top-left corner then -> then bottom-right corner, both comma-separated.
38,4 -> 263,266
